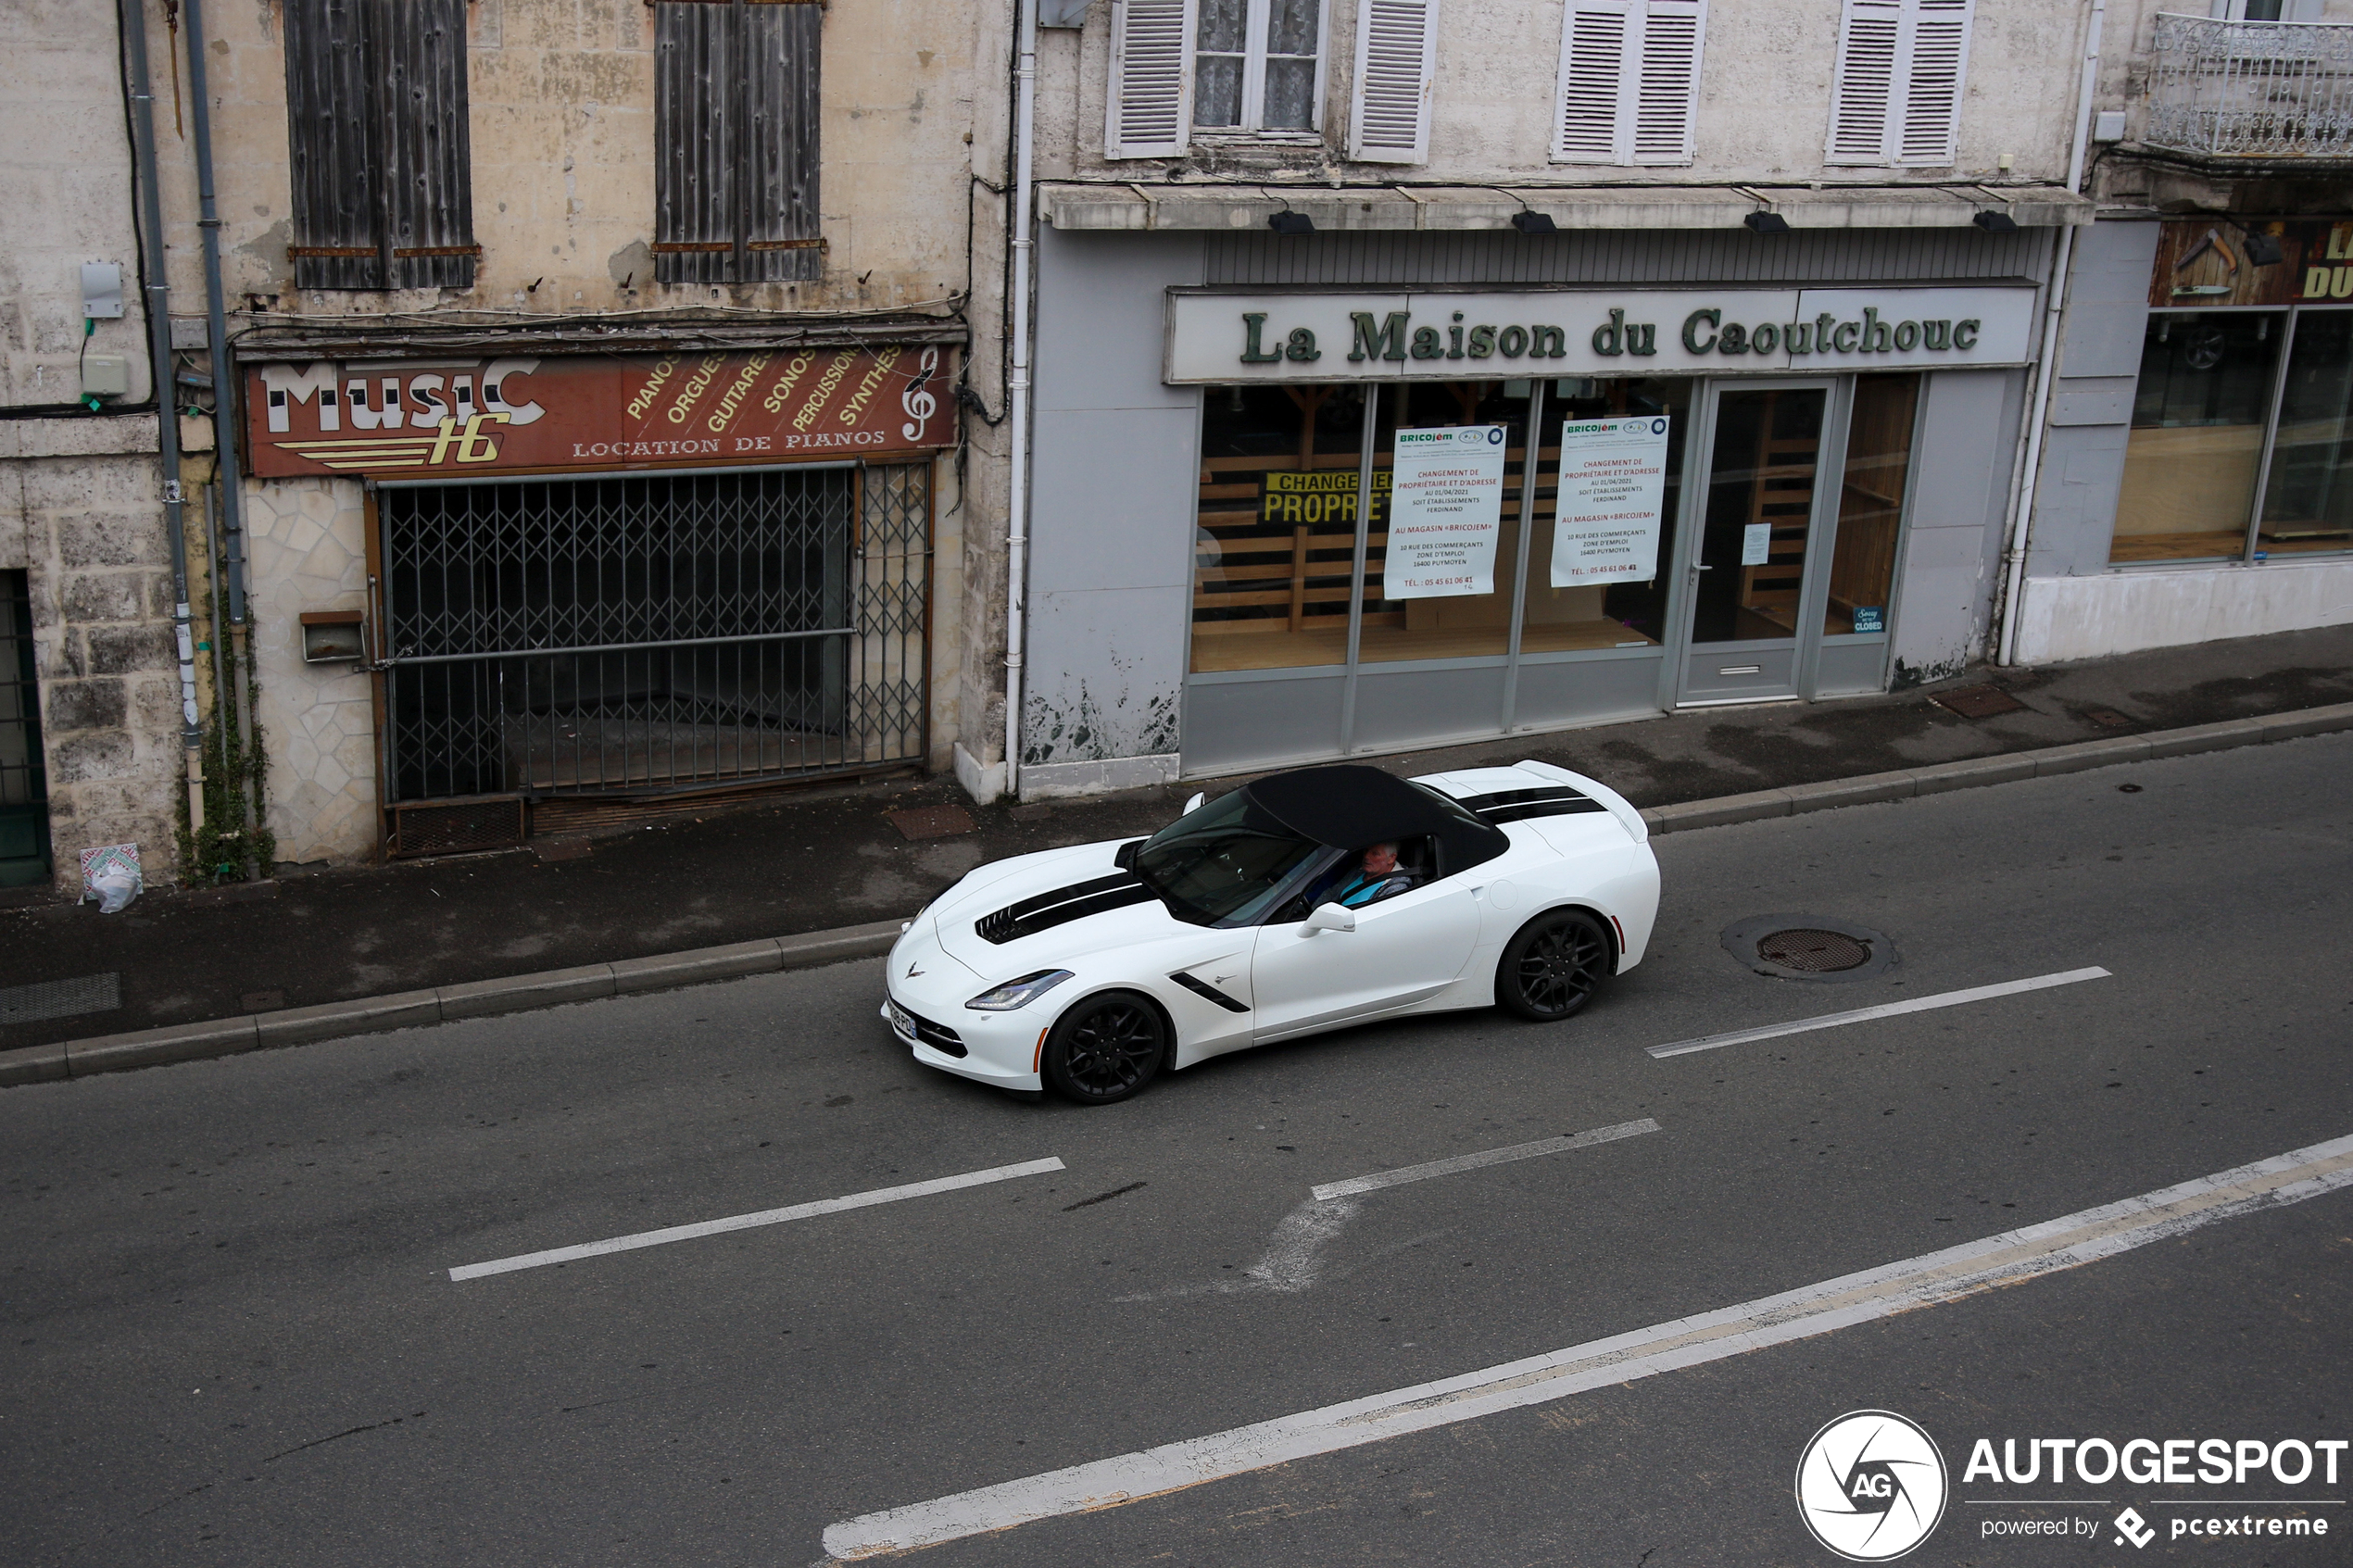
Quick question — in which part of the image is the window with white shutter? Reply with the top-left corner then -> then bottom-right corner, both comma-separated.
1826,0 -> 1972,167
1106,0 -> 1200,158
1348,0 -> 1438,164
1550,1 -> 1706,166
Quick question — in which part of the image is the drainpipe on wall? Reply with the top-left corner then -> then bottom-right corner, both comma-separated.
182,0 -> 247,627
118,0 -> 207,834
182,0 -> 261,877
1000,0 -> 1038,800
1993,0 -> 2104,669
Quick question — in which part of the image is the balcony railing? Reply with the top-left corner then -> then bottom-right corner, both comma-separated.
2145,13 -> 2353,161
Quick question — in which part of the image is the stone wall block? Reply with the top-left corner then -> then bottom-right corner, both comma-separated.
61,572 -> 143,623
57,511 -> 165,569
86,623 -> 175,674
43,676 -> 126,734
131,674 -> 184,734
48,730 -> 133,784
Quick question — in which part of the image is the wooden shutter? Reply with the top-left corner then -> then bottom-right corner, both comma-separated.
1827,0 -> 1970,166
1553,1 -> 1704,166
1553,1 -> 1629,163
655,0 -> 824,284
1629,1 -> 1705,164
283,0 -> 475,292
1105,0 -> 1196,159
1348,0 -> 1438,164
379,0 -> 476,289
1895,0 -> 1971,166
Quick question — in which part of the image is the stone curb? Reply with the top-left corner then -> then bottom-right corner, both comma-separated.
6,699 -> 2350,1090
0,918 -> 905,1089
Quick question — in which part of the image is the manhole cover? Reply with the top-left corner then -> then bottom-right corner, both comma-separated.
1931,684 -> 2027,720
1720,914 -> 1898,983
1755,928 -> 1871,972
887,803 -> 976,841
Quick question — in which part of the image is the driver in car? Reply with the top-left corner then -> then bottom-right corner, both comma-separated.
1328,841 -> 1421,909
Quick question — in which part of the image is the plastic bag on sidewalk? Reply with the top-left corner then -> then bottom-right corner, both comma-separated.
79,843 -> 144,913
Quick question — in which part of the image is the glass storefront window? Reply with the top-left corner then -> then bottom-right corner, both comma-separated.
1360,381 -> 1529,665
1191,383 -> 1372,672
2113,311 -> 2285,564
1825,374 -> 1919,635
2256,309 -> 2353,559
1519,378 -> 1689,652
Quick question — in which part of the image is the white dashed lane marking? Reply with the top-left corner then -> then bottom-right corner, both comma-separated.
447,1157 -> 1065,1282
1646,966 -> 2111,1059
1310,1118 -> 1661,1201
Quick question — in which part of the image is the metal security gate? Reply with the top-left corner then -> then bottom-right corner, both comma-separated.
376,464 -> 927,852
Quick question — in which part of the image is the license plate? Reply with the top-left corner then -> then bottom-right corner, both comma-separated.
887,999 -> 915,1037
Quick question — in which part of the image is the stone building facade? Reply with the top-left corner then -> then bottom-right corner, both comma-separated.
5,0 -> 1033,878
1,0 -> 182,894
2011,0 -> 2353,665
1006,0 -> 2097,795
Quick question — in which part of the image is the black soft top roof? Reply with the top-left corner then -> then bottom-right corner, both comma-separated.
1242,765 -> 1507,868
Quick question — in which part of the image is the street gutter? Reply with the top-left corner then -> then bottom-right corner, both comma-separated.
6,700 -> 2349,1089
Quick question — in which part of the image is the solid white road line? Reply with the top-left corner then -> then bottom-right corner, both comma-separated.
821,1131 -> 2353,1561
1646,966 -> 2111,1059
1310,1119 -> 1661,1202
447,1157 -> 1065,1282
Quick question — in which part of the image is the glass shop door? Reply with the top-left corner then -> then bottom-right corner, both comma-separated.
1672,381 -> 1842,706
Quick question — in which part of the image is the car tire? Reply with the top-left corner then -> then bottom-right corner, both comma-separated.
1040,991 -> 1168,1105
1496,909 -> 1612,1022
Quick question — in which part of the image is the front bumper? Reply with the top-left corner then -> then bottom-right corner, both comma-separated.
880,997 -> 1046,1090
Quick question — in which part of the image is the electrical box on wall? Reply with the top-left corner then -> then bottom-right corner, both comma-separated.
81,357 -> 129,398
80,262 -> 123,320
299,610 -> 367,664
1039,0 -> 1088,24
2094,110 -> 2127,143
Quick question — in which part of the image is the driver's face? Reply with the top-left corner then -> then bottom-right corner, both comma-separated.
1362,843 -> 1398,875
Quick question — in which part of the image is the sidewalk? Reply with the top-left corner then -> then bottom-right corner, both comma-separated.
4,623 -> 2349,1058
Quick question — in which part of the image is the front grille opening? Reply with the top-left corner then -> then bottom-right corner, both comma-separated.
897,1003 -> 965,1058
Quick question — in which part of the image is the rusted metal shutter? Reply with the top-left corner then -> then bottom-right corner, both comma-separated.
655,0 -> 824,285
283,0 -> 477,292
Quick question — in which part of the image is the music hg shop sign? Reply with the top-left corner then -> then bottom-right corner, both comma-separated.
243,345 -> 956,479
1163,287 -> 2038,383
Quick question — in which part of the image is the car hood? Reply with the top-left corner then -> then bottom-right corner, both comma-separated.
925,838 -> 1193,977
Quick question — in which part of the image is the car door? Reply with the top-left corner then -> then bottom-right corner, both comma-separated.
1248,872 -> 1479,1044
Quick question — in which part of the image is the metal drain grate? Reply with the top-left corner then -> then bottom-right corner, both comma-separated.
1755,929 -> 1871,973
0,972 -> 122,1027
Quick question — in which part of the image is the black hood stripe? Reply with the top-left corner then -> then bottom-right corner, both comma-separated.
975,872 -> 1156,945
1454,784 -> 1610,824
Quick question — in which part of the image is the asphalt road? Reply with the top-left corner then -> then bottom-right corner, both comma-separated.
5,734 -> 2349,1567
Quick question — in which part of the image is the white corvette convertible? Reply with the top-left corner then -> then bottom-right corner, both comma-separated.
881,760 -> 1660,1104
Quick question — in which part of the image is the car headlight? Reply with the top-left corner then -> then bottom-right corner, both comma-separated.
964,969 -> 1076,1011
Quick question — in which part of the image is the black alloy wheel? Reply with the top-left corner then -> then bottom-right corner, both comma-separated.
1497,909 -> 1611,1022
1041,991 -> 1168,1105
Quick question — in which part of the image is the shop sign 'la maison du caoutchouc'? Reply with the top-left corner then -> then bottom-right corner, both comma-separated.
1162,287 -> 2040,383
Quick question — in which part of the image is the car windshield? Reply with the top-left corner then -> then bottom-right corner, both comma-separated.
1132,790 -> 1340,928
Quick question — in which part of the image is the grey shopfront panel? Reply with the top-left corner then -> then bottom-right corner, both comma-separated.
1026,224 -> 2045,787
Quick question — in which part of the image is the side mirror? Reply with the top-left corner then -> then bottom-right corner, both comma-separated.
1183,792 -> 1206,815
1301,902 -> 1356,935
